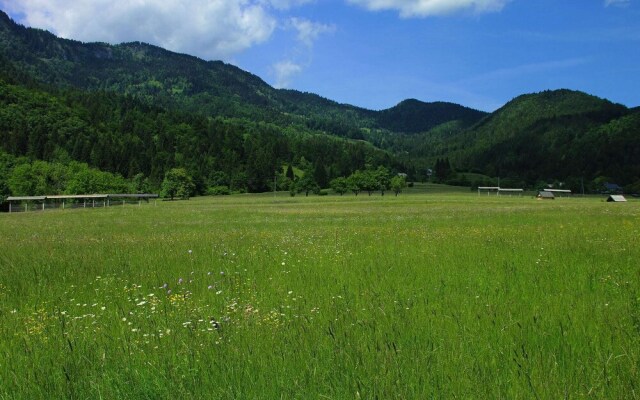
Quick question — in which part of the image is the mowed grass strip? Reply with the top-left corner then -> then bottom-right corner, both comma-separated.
0,194 -> 638,398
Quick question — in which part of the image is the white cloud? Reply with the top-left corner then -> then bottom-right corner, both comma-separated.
272,60 -> 304,88
1,0 -> 334,89
604,0 -> 630,7
269,17 -> 335,88
346,0 -> 510,17
0,0 -> 279,60
289,18 -> 336,47
261,0 -> 315,10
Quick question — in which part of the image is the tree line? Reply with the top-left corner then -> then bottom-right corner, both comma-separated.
282,164 -> 407,197
0,76 -> 406,201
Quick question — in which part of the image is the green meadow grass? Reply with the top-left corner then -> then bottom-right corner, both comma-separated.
1,193 -> 639,399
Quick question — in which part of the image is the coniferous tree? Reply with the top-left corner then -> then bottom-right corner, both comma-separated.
286,164 -> 295,180
313,162 -> 328,189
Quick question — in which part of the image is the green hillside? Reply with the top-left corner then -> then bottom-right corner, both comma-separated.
447,90 -> 637,187
0,11 -> 488,138
1,9 -> 639,196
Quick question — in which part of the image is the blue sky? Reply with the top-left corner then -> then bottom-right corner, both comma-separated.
2,0 -> 639,111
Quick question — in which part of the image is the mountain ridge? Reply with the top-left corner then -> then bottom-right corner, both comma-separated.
0,10 -> 485,136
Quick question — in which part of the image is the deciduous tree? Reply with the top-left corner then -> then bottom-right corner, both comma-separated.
161,168 -> 195,200
390,175 -> 407,196
330,176 -> 349,195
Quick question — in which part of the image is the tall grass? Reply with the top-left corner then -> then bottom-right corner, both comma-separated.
1,194 -> 638,398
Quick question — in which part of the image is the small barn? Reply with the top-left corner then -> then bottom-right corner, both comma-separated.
607,195 -> 626,202
604,183 -> 623,194
537,191 -> 555,200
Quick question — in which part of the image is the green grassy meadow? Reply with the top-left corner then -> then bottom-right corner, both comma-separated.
1,193 -> 639,399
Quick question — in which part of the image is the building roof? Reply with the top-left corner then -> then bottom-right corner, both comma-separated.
109,194 -> 159,198
538,191 -> 555,198
46,194 -> 108,199
543,189 -> 572,193
5,194 -> 158,202
607,195 -> 627,202
6,196 -> 47,201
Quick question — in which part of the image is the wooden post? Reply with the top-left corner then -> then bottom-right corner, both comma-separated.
62,200 -> 65,210
9,202 -> 11,213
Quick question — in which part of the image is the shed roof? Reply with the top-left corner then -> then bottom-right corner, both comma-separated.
544,189 -> 571,193
5,194 -> 158,202
538,191 -> 555,199
109,194 -> 159,198
6,196 -> 46,201
607,195 -> 627,202
47,194 -> 108,199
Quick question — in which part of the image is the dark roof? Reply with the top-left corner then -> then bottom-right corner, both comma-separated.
537,191 -> 555,199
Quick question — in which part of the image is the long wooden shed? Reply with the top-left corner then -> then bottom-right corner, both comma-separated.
5,194 -> 158,213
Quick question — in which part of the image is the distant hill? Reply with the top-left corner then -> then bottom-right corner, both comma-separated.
377,99 -> 487,134
451,90 -> 638,186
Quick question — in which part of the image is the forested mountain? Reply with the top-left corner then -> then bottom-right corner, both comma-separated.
447,90 -> 639,189
377,99 -> 486,134
1,9 -> 639,198
0,11 -> 366,131
0,11 -> 490,137
0,71 -> 396,194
